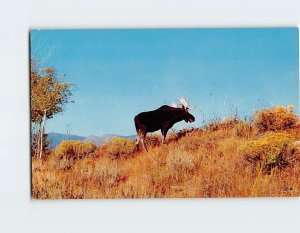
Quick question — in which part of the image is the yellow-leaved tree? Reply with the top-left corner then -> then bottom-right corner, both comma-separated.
31,62 -> 73,158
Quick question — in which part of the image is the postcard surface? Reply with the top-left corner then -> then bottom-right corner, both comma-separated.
31,28 -> 299,199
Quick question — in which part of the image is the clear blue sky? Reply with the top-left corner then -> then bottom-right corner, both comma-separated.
30,28 -> 299,137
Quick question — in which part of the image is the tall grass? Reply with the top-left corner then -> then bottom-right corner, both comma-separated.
32,107 -> 300,199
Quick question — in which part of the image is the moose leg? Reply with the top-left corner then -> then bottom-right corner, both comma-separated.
161,128 -> 169,144
160,129 -> 165,144
136,134 -> 140,149
140,133 -> 148,152
137,130 -> 147,152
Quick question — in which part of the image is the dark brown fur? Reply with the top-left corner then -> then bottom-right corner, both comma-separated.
134,105 -> 195,151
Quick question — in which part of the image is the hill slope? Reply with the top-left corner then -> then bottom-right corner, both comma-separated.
33,121 -> 300,199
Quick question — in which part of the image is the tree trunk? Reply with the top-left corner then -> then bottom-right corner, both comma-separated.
39,110 -> 47,158
35,122 -> 41,157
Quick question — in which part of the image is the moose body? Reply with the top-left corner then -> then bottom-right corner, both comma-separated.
134,102 -> 195,151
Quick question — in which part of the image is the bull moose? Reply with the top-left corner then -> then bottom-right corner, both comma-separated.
134,98 -> 195,151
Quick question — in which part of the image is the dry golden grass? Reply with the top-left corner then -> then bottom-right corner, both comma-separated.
32,108 -> 300,199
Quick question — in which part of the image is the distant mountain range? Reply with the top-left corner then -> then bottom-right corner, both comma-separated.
47,132 -> 135,149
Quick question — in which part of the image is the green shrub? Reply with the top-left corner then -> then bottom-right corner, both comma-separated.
239,132 -> 299,173
49,141 -> 96,170
54,141 -> 97,160
232,121 -> 252,138
51,141 -> 96,170
253,106 -> 298,133
103,137 -> 137,159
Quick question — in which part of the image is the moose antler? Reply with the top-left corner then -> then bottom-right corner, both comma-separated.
188,105 -> 197,110
179,97 -> 189,109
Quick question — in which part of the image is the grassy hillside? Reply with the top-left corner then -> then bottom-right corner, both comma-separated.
32,107 -> 300,199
